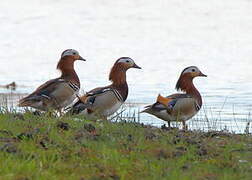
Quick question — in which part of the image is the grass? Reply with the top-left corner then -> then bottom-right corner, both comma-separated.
0,112 -> 251,180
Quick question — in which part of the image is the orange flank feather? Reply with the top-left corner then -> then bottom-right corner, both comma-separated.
79,95 -> 88,103
156,94 -> 172,107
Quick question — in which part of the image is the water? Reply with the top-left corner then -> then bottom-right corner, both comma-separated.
1,0 -> 252,133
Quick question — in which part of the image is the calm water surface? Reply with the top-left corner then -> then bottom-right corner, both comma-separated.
1,0 -> 252,133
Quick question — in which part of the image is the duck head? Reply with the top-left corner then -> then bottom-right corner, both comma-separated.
175,66 -> 207,91
181,66 -> 206,78
114,57 -> 141,70
109,57 -> 141,85
57,49 -> 85,71
61,49 -> 86,61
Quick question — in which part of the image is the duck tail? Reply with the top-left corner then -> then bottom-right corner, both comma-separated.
18,97 -> 35,107
140,105 -> 152,113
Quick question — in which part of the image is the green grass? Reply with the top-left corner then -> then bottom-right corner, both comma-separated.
0,112 -> 251,180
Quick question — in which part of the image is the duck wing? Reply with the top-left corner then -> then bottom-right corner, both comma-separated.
70,86 -> 123,115
142,93 -> 195,113
18,78 -> 79,109
157,93 -> 200,114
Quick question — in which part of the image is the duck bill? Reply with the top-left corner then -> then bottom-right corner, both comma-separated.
133,63 -> 142,69
199,72 -> 207,77
78,56 -> 86,61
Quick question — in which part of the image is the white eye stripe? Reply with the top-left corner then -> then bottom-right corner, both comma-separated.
182,66 -> 200,74
118,58 -> 134,64
61,49 -> 79,57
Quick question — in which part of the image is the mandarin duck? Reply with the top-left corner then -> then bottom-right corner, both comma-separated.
142,66 -> 206,129
69,57 -> 141,119
18,49 -> 85,111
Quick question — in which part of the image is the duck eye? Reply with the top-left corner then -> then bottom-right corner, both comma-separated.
192,69 -> 195,72
73,52 -> 76,55
126,60 -> 130,63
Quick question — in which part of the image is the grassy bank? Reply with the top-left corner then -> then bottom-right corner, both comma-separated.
0,112 -> 251,180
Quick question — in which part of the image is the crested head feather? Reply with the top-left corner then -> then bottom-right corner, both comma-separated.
61,49 -> 70,57
181,66 -> 198,74
175,76 -> 183,91
61,49 -> 79,58
116,57 -> 133,63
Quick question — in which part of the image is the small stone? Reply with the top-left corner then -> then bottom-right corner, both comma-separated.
56,121 -> 70,131
145,131 -> 157,140
197,148 -> 208,156
0,137 -> 18,143
157,149 -> 169,159
17,128 -> 40,140
39,140 -> 48,150
181,164 -> 189,170
176,146 -> 187,151
0,143 -> 18,153
17,132 -> 33,140
84,123 -> 96,133
239,160 -> 248,163
33,110 -> 42,116
110,174 -> 120,180
0,129 -> 13,136
127,134 -> 133,141
172,151 -> 184,157
13,113 -> 25,120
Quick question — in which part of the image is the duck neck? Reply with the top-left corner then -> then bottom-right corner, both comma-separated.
109,65 -> 128,101
177,75 -> 202,106
57,57 -> 80,86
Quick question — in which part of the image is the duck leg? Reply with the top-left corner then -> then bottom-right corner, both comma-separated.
50,97 -> 64,116
58,109 -> 63,116
167,121 -> 171,128
182,121 -> 188,130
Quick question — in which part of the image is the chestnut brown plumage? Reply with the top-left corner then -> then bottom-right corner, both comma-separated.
109,62 -> 127,86
57,56 -> 80,86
